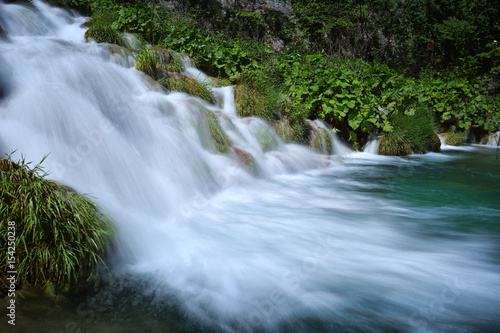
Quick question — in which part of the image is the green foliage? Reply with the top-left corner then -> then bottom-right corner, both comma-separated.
279,52 -> 394,143
0,156 -> 113,290
66,0 -> 500,149
163,28 -> 272,79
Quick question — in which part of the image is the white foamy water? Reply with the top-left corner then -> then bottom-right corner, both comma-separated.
1,2 -> 500,332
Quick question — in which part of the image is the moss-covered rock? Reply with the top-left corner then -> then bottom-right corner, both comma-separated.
0,156 -> 113,293
307,121 -> 333,155
195,107 -> 232,153
274,118 -> 294,143
161,76 -> 214,103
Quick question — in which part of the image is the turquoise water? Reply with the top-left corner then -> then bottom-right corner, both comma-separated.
5,147 -> 500,333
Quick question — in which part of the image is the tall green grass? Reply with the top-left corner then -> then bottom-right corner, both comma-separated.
379,107 -> 440,155
0,156 -> 113,292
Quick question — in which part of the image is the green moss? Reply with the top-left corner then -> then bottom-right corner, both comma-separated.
195,107 -> 232,153
276,100 -> 309,144
0,156 -> 113,291
256,126 -> 280,152
274,118 -> 294,143
210,77 -> 233,87
161,76 -> 214,104
150,48 -> 185,73
309,126 -> 333,155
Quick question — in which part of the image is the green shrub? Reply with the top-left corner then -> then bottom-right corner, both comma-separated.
0,156 -> 113,291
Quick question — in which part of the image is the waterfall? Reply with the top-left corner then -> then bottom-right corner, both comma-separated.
307,119 -> 351,155
362,133 -> 380,154
0,0 -> 325,326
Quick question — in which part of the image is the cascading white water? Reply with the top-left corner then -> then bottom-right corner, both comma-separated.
0,0 -> 324,325
2,2 -> 500,332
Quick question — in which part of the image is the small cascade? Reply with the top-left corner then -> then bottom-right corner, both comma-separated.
307,119 -> 351,155
480,131 -> 500,146
438,133 -> 448,148
363,134 -> 380,154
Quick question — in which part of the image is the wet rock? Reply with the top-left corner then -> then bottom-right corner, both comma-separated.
232,147 -> 256,170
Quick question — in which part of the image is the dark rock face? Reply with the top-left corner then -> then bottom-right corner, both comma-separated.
0,56 -> 11,101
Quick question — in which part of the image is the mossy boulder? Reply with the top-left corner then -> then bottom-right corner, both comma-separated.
135,47 -> 187,81
0,156 -> 113,293
194,107 -> 232,153
161,76 -> 214,104
307,121 -> 333,155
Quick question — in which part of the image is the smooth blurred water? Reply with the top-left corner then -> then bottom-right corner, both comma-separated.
1,2 -> 500,333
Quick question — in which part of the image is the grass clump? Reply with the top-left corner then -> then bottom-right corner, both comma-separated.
443,131 -> 467,146
234,68 -> 281,123
0,155 -> 113,292
161,76 -> 214,104
84,11 -> 123,46
378,132 -> 412,156
136,48 -> 158,79
379,106 -> 440,155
